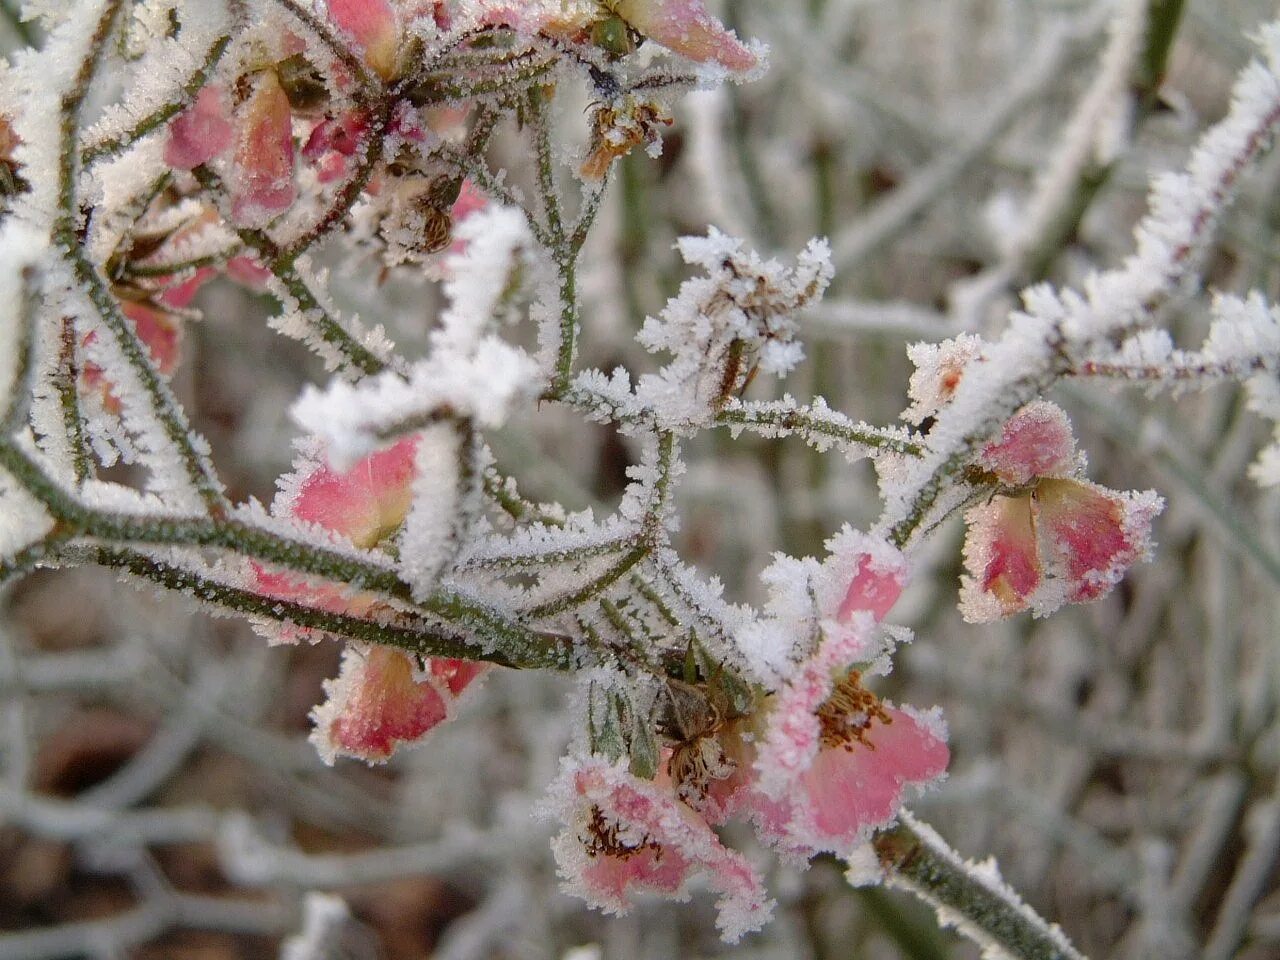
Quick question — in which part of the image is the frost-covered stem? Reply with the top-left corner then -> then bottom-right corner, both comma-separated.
1068,355 -> 1273,381
81,544 -> 574,670
523,86 -> 583,394
81,32 -> 233,165
571,178 -> 607,253
0,440 -> 574,667
872,815 -> 1087,960
54,319 -> 92,485
715,403 -> 924,456
277,106 -> 391,264
190,166 -> 387,377
0,265 -> 34,435
0,534 -> 72,590
56,0 -> 226,513
524,545 -> 648,619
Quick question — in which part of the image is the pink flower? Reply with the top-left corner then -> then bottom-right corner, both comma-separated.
311,645 -> 462,763
959,401 -> 1164,622
613,0 -> 758,71
253,437 -> 488,760
546,756 -> 773,943
287,436 -> 418,549
687,541 -> 947,859
165,85 -> 234,171
323,0 -> 401,81
230,70 -> 297,228
302,110 -> 371,183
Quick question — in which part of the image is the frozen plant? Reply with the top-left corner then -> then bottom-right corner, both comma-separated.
0,0 -> 1278,957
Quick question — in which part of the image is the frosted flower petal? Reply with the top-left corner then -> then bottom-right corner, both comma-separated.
546,757 -> 774,943
1037,479 -> 1161,603
231,71 -> 296,228
291,436 -> 418,548
164,84 -> 233,171
958,495 -> 1042,623
324,0 -> 400,80
310,645 -> 449,763
979,400 -> 1076,487
614,0 -> 757,71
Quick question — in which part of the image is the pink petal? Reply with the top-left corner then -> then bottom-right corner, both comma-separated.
230,71 -> 296,229
753,619 -> 879,801
425,656 -> 488,696
324,0 -> 400,80
311,645 -> 450,763
793,706 -> 948,851
614,0 -> 757,71
835,550 -> 907,624
548,757 -> 773,942
291,437 -> 418,548
980,400 -> 1076,486
1037,478 -> 1160,603
958,494 -> 1042,622
165,85 -> 233,171
158,266 -> 216,309
225,255 -> 273,289
121,301 -> 182,375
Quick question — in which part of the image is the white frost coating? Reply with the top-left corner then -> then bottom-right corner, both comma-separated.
633,230 -> 832,430
399,424 -> 462,600
435,205 -> 532,355
885,812 -> 1087,960
280,893 -> 353,960
290,207 -> 540,468
1203,292 -> 1280,372
844,843 -> 886,888
81,2 -> 230,159
0,222 -> 47,411
7,0 -> 113,228
737,526 -> 906,685
0,470 -> 54,558
884,24 -> 1280,532
84,135 -> 170,264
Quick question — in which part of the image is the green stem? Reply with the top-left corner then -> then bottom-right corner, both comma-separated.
872,816 -> 1086,960
81,32 -> 232,165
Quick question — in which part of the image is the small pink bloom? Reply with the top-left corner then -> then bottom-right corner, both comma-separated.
978,400 -> 1076,487
289,436 -> 418,549
546,756 -> 773,942
253,437 -> 490,756
165,85 -> 233,171
614,0 -> 757,71
325,0 -> 400,80
303,110 -> 370,183
959,402 -> 1162,622
310,645 -> 451,763
835,550 -> 908,624
735,544 -> 949,856
230,71 -> 297,228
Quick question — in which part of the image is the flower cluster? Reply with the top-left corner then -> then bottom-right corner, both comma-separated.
12,0 -> 1280,954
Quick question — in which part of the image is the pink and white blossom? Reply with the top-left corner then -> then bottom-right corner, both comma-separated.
545,756 -> 774,943
959,402 -> 1163,622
